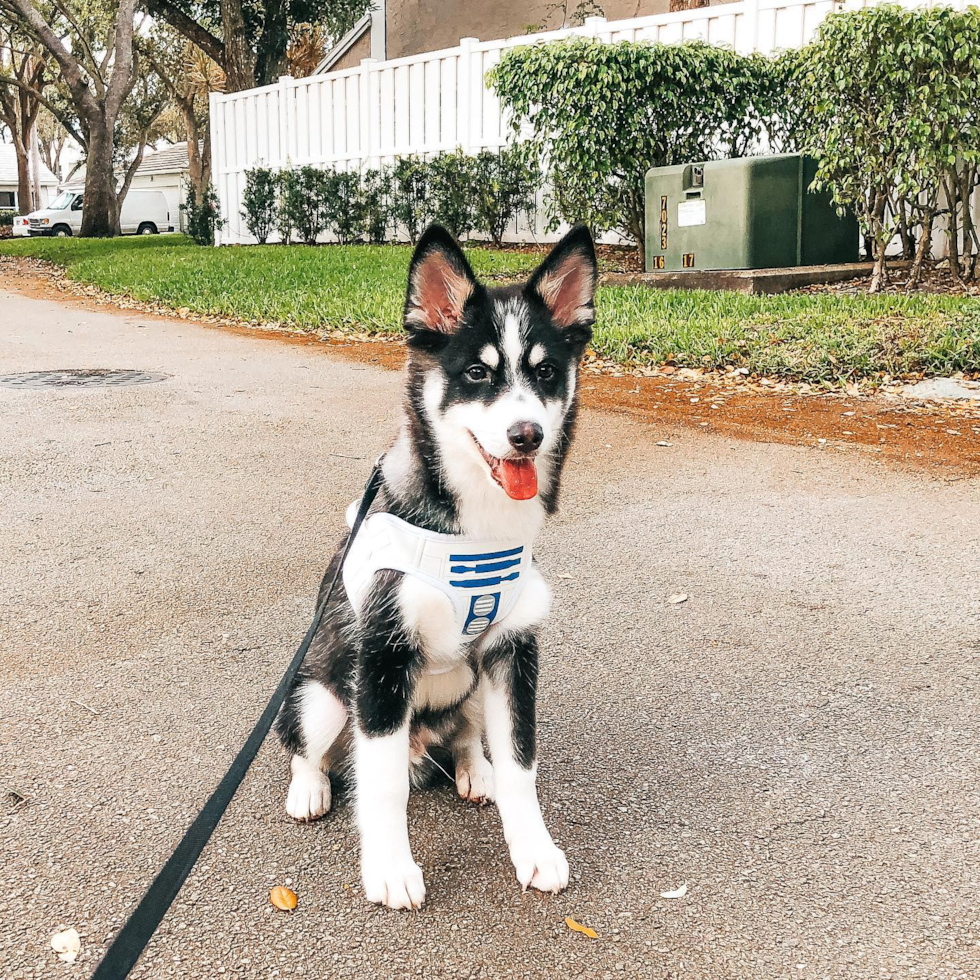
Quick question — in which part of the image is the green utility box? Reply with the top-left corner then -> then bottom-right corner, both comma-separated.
644,154 -> 858,273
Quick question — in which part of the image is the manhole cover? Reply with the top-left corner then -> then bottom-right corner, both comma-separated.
0,369 -> 170,390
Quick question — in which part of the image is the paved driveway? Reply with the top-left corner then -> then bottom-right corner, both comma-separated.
1,290 -> 977,980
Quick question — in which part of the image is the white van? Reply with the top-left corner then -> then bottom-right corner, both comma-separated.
28,189 -> 172,237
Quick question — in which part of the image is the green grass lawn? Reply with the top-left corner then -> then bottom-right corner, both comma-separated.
3,234 -> 978,382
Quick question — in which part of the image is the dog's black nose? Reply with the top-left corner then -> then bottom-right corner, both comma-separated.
507,421 -> 544,454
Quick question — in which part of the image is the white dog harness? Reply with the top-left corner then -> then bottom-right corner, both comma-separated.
342,501 -> 532,642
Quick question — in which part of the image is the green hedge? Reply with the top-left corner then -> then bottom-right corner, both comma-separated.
241,146 -> 538,247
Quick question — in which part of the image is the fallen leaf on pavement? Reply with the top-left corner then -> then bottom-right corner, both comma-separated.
660,883 -> 688,899
565,916 -> 599,939
668,593 -> 688,604
51,928 -> 81,963
269,886 -> 298,911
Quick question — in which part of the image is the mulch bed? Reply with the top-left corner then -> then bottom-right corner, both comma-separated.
795,261 -> 979,297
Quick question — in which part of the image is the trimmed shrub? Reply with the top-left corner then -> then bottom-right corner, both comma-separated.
182,183 -> 224,246
362,166 -> 393,244
322,168 -> 368,244
241,167 -> 278,244
472,147 -> 538,246
275,169 -> 299,244
429,149 -> 478,240
0,209 -> 15,227
390,156 -> 431,243
286,165 -> 332,245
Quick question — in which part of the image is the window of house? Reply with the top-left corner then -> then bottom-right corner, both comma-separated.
0,191 -> 16,208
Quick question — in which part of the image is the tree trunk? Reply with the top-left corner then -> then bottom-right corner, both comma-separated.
0,88 -> 33,213
628,186 -> 644,251
867,190 -> 889,293
221,0 -> 255,92
13,140 -> 32,214
869,246 -> 887,293
958,165 -> 978,283
180,101 -> 205,195
201,125 -> 212,189
80,119 -> 119,237
45,137 -> 63,178
908,209 -> 932,288
254,0 -> 289,87
942,172 -> 962,284
188,132 -> 203,195
896,198 -> 916,260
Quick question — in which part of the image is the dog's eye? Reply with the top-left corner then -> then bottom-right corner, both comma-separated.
465,364 -> 490,382
536,363 -> 556,382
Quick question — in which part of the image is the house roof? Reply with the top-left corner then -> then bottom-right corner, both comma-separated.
314,13 -> 372,74
136,141 -> 194,176
62,141 -> 196,189
0,143 -> 58,187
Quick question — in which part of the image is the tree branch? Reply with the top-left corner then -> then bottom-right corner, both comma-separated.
48,0 -> 101,91
139,0 -> 226,68
105,0 -> 137,122
3,0 -> 98,119
116,98 -> 165,208
0,71 -> 87,147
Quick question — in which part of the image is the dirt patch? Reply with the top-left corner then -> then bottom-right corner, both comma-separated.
3,256 -> 977,478
323,338 -> 980,478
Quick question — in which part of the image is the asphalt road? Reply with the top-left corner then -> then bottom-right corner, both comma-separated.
1,289 -> 978,980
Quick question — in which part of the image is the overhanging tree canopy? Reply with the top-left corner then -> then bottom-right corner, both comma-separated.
141,0 -> 370,91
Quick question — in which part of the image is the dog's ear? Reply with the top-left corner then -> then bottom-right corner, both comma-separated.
404,225 -> 478,342
526,225 -> 597,352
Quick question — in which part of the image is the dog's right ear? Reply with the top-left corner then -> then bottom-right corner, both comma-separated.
404,225 -> 478,347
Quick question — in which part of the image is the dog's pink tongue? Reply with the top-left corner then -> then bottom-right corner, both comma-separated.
496,458 -> 538,500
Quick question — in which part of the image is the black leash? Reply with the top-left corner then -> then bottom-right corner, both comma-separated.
91,459 -> 386,980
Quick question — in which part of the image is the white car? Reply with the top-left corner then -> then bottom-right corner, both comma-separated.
11,214 -> 30,237
28,189 -> 173,237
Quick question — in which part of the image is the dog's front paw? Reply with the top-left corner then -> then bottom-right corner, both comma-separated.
361,854 -> 426,910
285,763 -> 331,822
509,834 -> 569,895
456,754 -> 495,804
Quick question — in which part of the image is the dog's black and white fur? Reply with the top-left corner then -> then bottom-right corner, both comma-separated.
276,223 -> 597,909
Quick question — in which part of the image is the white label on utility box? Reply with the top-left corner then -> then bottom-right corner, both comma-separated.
677,200 -> 706,227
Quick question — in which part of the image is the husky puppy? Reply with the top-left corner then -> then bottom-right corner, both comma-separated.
276,223 -> 597,909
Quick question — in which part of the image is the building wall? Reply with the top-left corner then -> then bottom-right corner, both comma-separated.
330,30 -> 372,71
384,0 -> 728,59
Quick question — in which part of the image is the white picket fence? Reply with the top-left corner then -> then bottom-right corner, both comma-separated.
209,0 -> 971,245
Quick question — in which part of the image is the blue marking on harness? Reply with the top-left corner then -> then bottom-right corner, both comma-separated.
448,545 -> 524,562
462,592 -> 501,636
450,558 -> 522,574
449,571 -> 520,589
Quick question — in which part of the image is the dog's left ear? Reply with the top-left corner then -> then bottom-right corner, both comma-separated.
404,225 -> 479,341
526,225 -> 597,351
